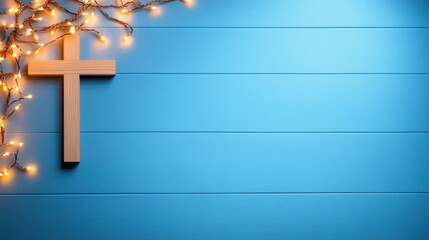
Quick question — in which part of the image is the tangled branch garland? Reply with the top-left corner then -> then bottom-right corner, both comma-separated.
0,0 -> 191,178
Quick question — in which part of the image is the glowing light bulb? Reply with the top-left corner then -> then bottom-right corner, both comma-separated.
9,141 -> 15,145
121,9 -> 129,14
149,5 -> 157,10
19,142 -> 23,147
70,26 -> 76,34
14,105 -> 20,110
25,94 -> 33,99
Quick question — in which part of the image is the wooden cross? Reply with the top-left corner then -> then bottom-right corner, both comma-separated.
28,35 -> 116,163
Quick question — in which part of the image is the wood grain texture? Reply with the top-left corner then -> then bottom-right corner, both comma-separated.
1,132 -> 429,194
28,60 -> 116,76
8,74 -> 429,133
45,0 -> 429,28
63,74 -> 80,163
76,28 -> 429,74
63,35 -> 80,163
28,35 -> 116,162
6,1 -> 429,238
1,194 -> 429,240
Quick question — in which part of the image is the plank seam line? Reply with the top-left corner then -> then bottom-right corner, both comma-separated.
93,27 -> 429,29
2,192 -> 429,197
22,73 -> 429,75
7,131 -> 429,134
112,73 -> 429,75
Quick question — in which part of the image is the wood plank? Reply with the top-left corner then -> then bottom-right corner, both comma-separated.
1,132 -> 429,194
18,0 -> 429,27
63,74 -> 80,163
0,194 -> 428,239
28,60 -> 116,75
31,28 -> 429,74
11,74 -> 429,132
75,28 -> 429,73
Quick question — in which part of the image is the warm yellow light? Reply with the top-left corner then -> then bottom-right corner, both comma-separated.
121,9 -> 129,14
25,94 -> 33,99
70,26 -> 76,34
9,141 -> 15,145
19,142 -> 23,147
9,8 -> 19,13
14,105 -> 20,110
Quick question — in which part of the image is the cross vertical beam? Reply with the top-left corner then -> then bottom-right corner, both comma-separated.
63,35 -> 80,163
28,35 -> 116,163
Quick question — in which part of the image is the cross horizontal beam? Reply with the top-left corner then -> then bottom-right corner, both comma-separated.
28,60 -> 116,76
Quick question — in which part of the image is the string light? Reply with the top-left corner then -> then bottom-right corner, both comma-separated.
0,0 -> 191,179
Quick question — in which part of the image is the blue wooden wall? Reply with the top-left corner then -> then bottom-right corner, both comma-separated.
2,0 -> 429,239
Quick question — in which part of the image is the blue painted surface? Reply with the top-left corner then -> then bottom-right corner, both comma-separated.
2,1 -> 429,239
